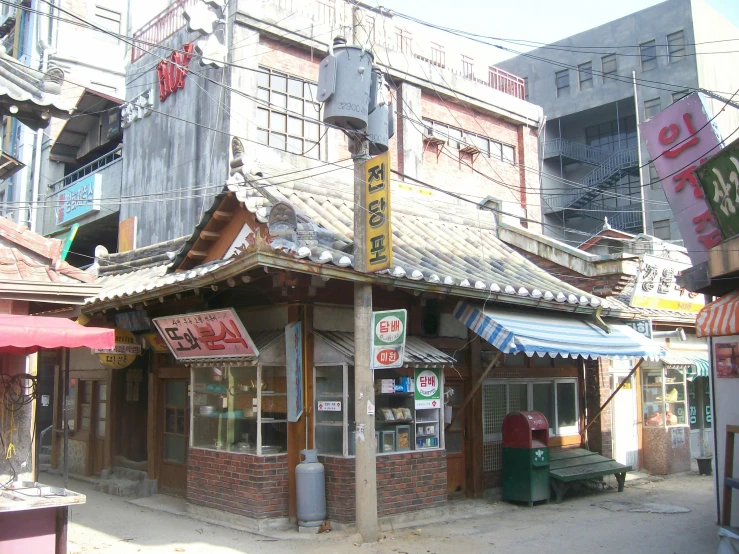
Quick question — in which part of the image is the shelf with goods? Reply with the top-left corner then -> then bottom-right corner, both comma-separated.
414,408 -> 440,449
314,364 -> 354,456
642,365 -> 688,428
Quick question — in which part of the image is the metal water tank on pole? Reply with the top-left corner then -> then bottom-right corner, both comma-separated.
367,68 -> 394,155
296,449 -> 326,527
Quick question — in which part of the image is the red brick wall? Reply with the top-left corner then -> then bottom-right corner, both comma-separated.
320,450 -> 447,523
188,448 -> 289,519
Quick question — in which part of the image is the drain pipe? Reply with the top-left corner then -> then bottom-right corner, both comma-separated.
30,40 -> 52,233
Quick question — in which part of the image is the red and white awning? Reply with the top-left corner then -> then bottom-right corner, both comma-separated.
0,315 -> 114,354
696,291 -> 739,338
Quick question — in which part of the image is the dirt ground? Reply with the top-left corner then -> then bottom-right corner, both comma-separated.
43,471 -> 720,554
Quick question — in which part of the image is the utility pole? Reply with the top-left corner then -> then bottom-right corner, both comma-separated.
351,4 -> 378,543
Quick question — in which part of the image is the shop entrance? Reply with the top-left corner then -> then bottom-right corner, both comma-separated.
444,380 -> 465,494
688,377 -> 712,458
80,379 -> 108,476
610,373 -> 638,469
158,378 -> 189,496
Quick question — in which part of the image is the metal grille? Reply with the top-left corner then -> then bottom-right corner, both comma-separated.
482,383 -> 506,472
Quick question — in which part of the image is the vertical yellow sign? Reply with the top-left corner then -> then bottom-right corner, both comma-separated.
364,151 -> 392,272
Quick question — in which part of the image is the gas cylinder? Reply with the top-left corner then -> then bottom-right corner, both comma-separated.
296,449 -> 326,527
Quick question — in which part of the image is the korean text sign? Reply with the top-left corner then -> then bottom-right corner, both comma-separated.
630,254 -> 704,313
371,309 -> 407,370
640,93 -> 723,265
285,321 -> 304,422
696,138 -> 739,241
54,173 -> 102,227
153,308 -> 258,360
414,368 -> 441,409
364,151 -> 393,272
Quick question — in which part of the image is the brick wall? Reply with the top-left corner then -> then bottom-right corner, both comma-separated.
320,450 -> 447,523
188,448 -> 289,519
585,358 -> 613,459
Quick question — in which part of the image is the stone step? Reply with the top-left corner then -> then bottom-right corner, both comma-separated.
109,466 -> 148,482
94,476 -> 158,498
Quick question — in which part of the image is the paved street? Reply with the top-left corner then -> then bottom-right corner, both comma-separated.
45,471 -> 719,554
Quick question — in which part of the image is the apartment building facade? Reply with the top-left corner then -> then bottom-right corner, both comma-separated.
497,0 -> 739,248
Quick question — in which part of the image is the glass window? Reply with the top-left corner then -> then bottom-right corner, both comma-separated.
578,62 -> 593,90
533,383 -> 554,429
640,40 -> 658,71
555,69 -> 570,97
671,90 -> 689,104
644,97 -> 662,120
66,378 -> 77,431
602,54 -> 617,82
315,365 -> 346,456
653,219 -> 671,240
667,30 -> 686,63
649,162 -> 661,190
257,66 -> 322,159
643,367 -> 687,427
502,145 -> 515,164
556,382 -> 577,432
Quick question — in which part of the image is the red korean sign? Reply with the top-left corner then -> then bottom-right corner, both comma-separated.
153,308 -> 258,361
156,43 -> 194,102
640,92 -> 723,265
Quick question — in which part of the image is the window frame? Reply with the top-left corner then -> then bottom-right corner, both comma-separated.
578,61 -> 593,91
640,39 -> 658,72
671,90 -> 689,104
643,97 -> 662,120
461,55 -> 474,79
601,53 -> 617,83
555,69 -> 570,97
653,219 -> 671,240
667,30 -> 686,64
484,377 -> 580,438
421,118 -> 515,164
256,66 -> 322,161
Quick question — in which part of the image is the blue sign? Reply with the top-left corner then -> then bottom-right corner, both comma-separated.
55,173 -> 101,226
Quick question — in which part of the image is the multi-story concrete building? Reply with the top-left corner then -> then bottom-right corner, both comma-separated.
497,0 -> 739,247
36,0 -> 540,256
0,0 -> 130,263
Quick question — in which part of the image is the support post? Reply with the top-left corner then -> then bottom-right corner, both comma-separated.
352,5 -> 377,542
63,349 -> 69,489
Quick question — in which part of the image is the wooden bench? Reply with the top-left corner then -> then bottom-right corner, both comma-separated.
549,447 -> 632,503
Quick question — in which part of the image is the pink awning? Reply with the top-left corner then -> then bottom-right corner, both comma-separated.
0,315 -> 114,354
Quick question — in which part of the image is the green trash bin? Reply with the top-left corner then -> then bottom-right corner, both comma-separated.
502,411 -> 550,506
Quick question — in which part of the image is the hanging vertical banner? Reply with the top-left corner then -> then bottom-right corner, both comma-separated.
371,309 -> 406,370
364,150 -> 392,272
285,321 -> 304,422
414,367 -> 441,409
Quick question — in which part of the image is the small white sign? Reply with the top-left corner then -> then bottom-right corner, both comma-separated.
414,399 -> 441,409
318,401 -> 342,412
41,395 -> 50,407
671,426 -> 686,448
367,400 -> 375,416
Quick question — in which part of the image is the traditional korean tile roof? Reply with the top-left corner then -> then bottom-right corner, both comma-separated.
222,166 -> 604,310
0,217 -> 93,283
0,48 -> 73,129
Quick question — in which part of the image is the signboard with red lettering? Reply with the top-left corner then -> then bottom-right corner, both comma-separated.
630,254 -> 705,313
640,92 -> 723,265
414,368 -> 441,409
370,309 -> 407,370
156,43 -> 194,102
153,308 -> 258,361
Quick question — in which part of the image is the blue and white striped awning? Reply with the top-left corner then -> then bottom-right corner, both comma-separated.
454,301 -> 664,360
663,347 -> 709,380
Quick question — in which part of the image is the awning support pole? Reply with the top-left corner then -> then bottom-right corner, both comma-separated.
445,351 -> 503,432
580,358 -> 643,437
63,348 -> 69,489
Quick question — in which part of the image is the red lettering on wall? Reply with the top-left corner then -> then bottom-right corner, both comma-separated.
156,43 -> 194,102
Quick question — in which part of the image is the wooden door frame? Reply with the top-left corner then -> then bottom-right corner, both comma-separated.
150,364 -> 190,488
445,377 -> 466,495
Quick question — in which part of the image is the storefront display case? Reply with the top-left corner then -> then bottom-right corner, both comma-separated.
643,366 -> 687,427
314,363 -> 354,456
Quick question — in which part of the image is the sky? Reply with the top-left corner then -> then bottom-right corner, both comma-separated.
381,0 -> 739,62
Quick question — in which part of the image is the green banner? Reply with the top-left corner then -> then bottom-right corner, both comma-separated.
696,140 -> 739,240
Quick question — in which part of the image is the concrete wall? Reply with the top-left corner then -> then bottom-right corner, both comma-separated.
120,27 -> 230,247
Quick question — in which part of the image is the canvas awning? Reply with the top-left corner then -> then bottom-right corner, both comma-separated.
662,347 -> 709,380
454,301 -> 664,360
0,314 -> 114,354
696,290 -> 739,338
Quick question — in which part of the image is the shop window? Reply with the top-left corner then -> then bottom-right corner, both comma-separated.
79,381 -> 92,430
192,365 -> 288,455
257,67 -> 321,160
688,377 -> 712,430
642,366 -> 687,427
314,364 -> 354,456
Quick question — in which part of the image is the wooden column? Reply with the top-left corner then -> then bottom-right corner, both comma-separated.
466,335 -> 485,497
51,358 -> 61,469
147,357 -> 160,480
287,304 -> 311,520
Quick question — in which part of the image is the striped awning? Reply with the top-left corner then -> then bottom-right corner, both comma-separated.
454,301 -> 664,360
696,291 -> 739,338
663,347 -> 709,380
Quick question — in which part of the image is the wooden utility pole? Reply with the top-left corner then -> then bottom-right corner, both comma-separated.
351,4 -> 378,543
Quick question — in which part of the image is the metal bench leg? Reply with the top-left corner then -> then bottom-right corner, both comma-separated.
551,480 -> 567,503
615,473 -> 626,492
